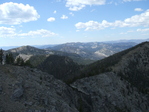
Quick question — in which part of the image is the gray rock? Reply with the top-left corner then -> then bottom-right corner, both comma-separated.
24,101 -> 33,106
0,65 -> 91,112
71,72 -> 149,112
11,87 -> 24,101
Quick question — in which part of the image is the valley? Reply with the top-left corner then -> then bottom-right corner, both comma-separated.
0,41 -> 149,112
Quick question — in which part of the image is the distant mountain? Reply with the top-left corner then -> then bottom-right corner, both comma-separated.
106,38 -> 149,43
0,46 -> 19,50
7,45 -> 50,55
49,42 -> 137,60
33,44 -> 58,49
6,45 -> 90,66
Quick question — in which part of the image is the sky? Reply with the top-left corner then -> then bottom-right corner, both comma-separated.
0,0 -> 149,46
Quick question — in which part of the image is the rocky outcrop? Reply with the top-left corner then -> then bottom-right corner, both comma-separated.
71,72 -> 149,112
0,65 -> 92,112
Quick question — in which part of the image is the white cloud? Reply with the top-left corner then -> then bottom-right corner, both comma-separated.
0,2 -> 40,25
0,26 -> 16,37
61,15 -> 68,19
69,12 -> 74,16
120,30 -> 134,35
66,0 -> 106,11
19,29 -> 58,38
47,17 -> 56,22
123,0 -> 142,2
53,10 -> 57,14
134,8 -> 143,12
75,9 -> 149,31
0,27 -> 57,38
137,28 -> 149,32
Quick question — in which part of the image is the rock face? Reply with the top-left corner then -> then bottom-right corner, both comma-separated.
0,65 -> 91,112
71,72 -> 149,112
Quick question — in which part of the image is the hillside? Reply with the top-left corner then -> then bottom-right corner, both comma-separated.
69,42 -> 149,111
7,45 -> 51,55
0,65 -> 91,112
70,42 -> 149,94
37,55 -> 82,82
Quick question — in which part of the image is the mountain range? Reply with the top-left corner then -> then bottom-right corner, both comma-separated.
48,42 -> 137,60
4,41 -> 137,65
0,41 -> 149,112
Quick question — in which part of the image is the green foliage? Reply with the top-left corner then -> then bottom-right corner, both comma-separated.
5,53 -> 14,64
0,49 -> 3,64
24,60 -> 32,67
29,55 -> 47,67
15,56 -> 24,66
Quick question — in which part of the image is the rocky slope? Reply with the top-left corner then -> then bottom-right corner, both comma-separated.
49,42 -> 136,60
71,72 -> 149,112
0,65 -> 92,112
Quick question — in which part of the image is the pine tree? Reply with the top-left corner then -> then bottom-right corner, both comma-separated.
0,49 -> 3,64
5,53 -> 14,64
16,56 -> 24,66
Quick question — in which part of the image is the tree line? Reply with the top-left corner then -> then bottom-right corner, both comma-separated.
0,49 -> 31,66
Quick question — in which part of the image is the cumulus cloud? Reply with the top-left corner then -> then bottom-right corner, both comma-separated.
75,9 -> 149,31
69,12 -> 74,16
61,15 -> 68,19
137,28 -> 149,32
123,0 -> 142,2
19,29 -> 58,38
0,2 -> 40,25
66,0 -> 106,11
47,17 -> 56,22
134,8 -> 143,12
0,27 -> 16,37
0,27 -> 57,38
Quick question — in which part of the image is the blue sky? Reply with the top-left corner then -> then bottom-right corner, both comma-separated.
0,0 -> 149,46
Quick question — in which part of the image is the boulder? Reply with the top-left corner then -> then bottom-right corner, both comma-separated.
11,88 -> 24,101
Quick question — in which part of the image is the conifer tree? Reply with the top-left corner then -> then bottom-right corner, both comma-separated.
16,56 -> 24,66
5,53 -> 14,64
0,49 -> 3,64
